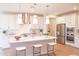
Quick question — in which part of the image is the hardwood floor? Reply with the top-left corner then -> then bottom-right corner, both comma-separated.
54,44 -> 79,56
4,44 -> 79,56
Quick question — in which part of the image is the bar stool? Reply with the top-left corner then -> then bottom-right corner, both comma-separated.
33,44 -> 42,56
47,42 -> 56,56
16,47 -> 26,56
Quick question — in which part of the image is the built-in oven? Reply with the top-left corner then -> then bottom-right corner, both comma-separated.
67,28 -> 74,41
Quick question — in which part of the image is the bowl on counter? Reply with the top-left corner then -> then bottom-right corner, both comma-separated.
15,36 -> 21,41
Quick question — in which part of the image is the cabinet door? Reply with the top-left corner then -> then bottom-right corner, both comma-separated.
65,14 -> 76,27
77,13 -> 79,28
56,16 -> 66,24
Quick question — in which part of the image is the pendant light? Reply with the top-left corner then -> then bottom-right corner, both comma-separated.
32,3 -> 38,24
45,5 -> 50,24
17,3 -> 23,24
46,16 -> 50,24
33,15 -> 38,24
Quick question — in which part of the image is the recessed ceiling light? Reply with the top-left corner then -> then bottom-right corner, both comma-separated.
73,7 -> 77,10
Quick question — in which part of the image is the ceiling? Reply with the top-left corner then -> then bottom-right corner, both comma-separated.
0,3 -> 79,16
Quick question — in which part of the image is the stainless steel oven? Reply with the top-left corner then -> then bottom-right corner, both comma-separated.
67,28 -> 74,41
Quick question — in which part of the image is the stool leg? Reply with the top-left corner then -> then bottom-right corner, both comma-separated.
47,45 -> 56,56
33,47 -> 41,56
25,49 -> 26,56
47,45 -> 49,56
16,49 -> 26,56
33,47 -> 34,56
16,50 -> 17,56
39,47 -> 41,56
52,45 -> 56,56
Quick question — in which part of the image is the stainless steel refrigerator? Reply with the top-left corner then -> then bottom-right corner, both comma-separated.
56,24 -> 66,45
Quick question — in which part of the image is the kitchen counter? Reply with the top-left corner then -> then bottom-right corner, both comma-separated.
10,36 -> 56,43
9,36 -> 56,56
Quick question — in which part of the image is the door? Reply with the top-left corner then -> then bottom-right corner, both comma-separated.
56,24 -> 66,45
48,24 -> 56,36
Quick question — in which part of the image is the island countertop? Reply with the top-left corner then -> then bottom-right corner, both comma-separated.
9,36 -> 56,56
9,36 -> 56,43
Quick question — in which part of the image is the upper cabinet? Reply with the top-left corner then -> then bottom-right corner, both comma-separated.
56,13 -> 76,27
65,13 -> 76,27
77,12 -> 79,29
56,16 -> 66,24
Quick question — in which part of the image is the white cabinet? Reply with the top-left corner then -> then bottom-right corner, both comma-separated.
0,13 -> 8,29
8,14 -> 18,30
74,34 -> 79,48
77,12 -> 79,29
0,14 -> 17,30
56,16 -> 66,24
65,13 -> 76,27
56,13 -> 76,27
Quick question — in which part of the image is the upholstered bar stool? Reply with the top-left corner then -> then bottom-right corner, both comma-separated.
47,43 -> 56,56
16,47 -> 26,56
33,44 -> 42,56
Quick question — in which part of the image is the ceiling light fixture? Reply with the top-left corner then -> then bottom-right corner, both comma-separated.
31,3 -> 38,24
46,16 -> 50,24
33,15 -> 38,24
73,7 -> 77,10
17,3 -> 23,24
45,5 -> 50,24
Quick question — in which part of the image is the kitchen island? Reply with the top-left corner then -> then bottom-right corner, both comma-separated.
9,36 -> 56,56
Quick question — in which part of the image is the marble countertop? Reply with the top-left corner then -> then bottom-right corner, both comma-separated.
9,35 -> 56,43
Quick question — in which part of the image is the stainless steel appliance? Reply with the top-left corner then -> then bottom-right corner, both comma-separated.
56,24 -> 66,45
67,28 -> 74,42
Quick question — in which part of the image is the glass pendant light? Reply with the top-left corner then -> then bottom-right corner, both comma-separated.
33,15 -> 38,24
45,5 -> 50,24
46,16 -> 50,24
17,3 -> 23,24
18,14 -> 23,24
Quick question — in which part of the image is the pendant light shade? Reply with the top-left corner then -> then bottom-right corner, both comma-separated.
45,16 -> 50,24
33,15 -> 38,24
17,4 -> 23,24
18,14 -> 23,24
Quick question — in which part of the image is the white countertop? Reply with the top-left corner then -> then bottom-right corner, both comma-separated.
9,36 -> 56,56
9,36 -> 56,43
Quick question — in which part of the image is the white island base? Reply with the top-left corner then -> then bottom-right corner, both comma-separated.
9,36 -> 56,56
